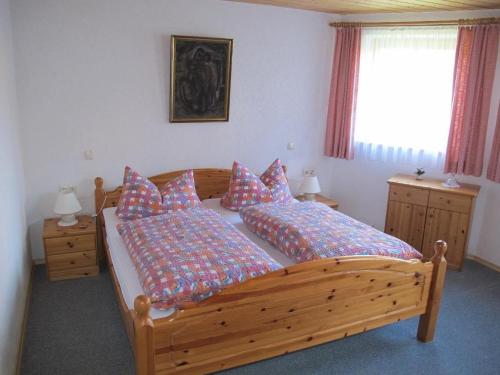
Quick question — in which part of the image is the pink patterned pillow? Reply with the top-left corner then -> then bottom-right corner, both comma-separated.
221,161 -> 273,211
160,170 -> 201,211
116,167 -> 166,220
260,158 -> 293,203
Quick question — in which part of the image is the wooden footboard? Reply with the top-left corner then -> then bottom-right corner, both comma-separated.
133,242 -> 447,375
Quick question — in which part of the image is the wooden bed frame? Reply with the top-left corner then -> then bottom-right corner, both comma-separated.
94,168 -> 447,375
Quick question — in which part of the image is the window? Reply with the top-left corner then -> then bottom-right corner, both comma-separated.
354,27 -> 458,166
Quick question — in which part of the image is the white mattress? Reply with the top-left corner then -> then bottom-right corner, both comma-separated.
102,199 -> 294,319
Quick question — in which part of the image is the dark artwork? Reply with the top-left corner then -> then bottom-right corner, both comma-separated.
170,36 -> 233,122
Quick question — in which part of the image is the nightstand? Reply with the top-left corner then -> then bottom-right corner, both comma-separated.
295,194 -> 339,210
43,215 -> 99,281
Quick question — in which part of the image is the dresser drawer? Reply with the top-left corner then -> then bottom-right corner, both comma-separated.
45,234 -> 96,255
389,185 -> 429,206
48,265 -> 99,281
47,250 -> 96,271
429,191 -> 472,214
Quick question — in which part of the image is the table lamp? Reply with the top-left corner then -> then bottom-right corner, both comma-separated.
54,186 -> 82,226
299,175 -> 321,201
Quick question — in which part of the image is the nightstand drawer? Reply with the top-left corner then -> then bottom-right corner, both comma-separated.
429,191 -> 472,214
45,234 -> 96,255
389,185 -> 429,206
49,265 -> 99,281
47,250 -> 96,271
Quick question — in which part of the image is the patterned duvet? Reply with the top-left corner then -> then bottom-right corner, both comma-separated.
117,208 -> 281,309
240,202 -> 422,263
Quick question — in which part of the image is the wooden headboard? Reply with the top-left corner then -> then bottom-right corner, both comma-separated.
95,168 -> 233,211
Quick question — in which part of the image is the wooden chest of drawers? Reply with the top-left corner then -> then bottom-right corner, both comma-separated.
43,215 -> 99,281
385,174 -> 480,270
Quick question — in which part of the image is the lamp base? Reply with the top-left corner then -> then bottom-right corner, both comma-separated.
442,175 -> 460,188
58,214 -> 78,227
303,193 -> 316,201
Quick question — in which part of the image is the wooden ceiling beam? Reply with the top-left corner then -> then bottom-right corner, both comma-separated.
227,0 -> 500,14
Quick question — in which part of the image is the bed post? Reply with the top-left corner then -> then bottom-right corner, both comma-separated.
417,240 -> 447,342
94,177 -> 105,261
134,295 -> 155,375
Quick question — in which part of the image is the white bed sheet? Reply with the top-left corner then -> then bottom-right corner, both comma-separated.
103,200 -> 295,319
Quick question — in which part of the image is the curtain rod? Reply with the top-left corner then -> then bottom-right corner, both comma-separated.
329,17 -> 500,28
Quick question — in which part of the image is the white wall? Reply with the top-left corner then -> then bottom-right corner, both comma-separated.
0,0 -> 30,373
11,0 -> 500,267
11,0 -> 339,260
318,9 -> 500,267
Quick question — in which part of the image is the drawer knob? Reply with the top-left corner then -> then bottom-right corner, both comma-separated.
70,260 -> 75,265
447,200 -> 451,204
67,242 -> 74,248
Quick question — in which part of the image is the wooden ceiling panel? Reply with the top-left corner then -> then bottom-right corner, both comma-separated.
228,0 -> 500,14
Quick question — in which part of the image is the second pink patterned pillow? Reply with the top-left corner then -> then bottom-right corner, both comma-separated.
260,158 -> 294,204
221,161 -> 273,211
160,170 -> 202,211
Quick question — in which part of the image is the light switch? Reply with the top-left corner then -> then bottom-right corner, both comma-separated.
287,142 -> 296,150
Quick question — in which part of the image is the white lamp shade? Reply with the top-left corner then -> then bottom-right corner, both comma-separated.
299,176 -> 321,194
54,186 -> 82,215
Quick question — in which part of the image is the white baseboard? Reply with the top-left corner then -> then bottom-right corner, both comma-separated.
468,255 -> 500,273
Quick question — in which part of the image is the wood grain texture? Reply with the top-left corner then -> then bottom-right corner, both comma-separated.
385,201 -> 427,251
388,174 -> 480,198
43,216 -> 98,281
135,255 -> 440,374
228,0 -> 500,14
388,184 -> 429,206
43,216 -> 96,238
418,241 -> 447,342
386,175 -> 479,271
422,208 -> 469,270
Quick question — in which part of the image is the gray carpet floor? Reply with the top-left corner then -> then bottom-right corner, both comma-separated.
21,260 -> 500,375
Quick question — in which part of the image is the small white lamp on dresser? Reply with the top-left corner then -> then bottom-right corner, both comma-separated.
299,175 -> 321,201
53,186 -> 82,226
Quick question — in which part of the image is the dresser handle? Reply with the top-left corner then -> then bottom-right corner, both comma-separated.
67,242 -> 74,248
70,260 -> 75,265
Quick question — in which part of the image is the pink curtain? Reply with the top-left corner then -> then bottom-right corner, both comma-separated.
444,24 -> 500,176
487,104 -> 500,182
324,26 -> 361,160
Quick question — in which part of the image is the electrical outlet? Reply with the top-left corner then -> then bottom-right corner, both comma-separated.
84,150 -> 94,160
303,168 -> 315,176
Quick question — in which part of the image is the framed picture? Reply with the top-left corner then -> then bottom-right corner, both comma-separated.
170,35 -> 233,123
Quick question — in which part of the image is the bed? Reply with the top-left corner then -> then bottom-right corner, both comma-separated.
95,168 -> 447,375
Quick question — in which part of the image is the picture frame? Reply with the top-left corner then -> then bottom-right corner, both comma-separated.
170,35 -> 233,123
